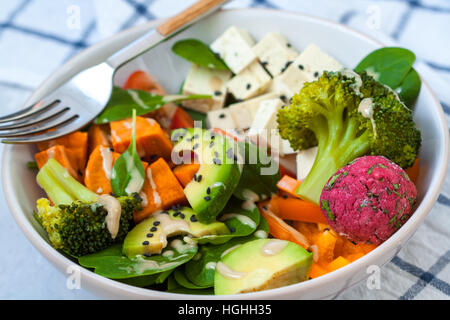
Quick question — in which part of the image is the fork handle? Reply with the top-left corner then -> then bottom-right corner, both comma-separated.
106,0 -> 229,69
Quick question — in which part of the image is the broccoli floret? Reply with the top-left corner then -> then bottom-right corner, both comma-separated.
35,158 -> 141,256
277,71 -> 421,204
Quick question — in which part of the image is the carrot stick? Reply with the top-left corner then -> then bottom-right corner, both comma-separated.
405,158 -> 419,183
258,202 -> 309,249
276,175 -> 301,198
269,195 -> 328,224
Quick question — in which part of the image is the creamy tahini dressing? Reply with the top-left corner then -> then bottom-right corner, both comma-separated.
146,167 -> 161,207
341,68 -> 363,96
220,244 -> 242,258
205,262 -> 217,270
100,146 -> 113,180
260,239 -> 288,256
132,256 -> 178,275
98,194 -> 122,239
171,239 -> 196,253
219,213 -> 256,229
127,90 -> 150,110
254,230 -> 268,239
139,191 -> 148,207
241,189 -> 260,211
151,212 -> 190,251
358,98 -> 377,137
216,262 -> 246,280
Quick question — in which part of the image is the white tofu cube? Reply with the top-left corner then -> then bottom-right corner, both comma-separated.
296,146 -> 318,181
252,32 -> 299,77
291,44 -> 343,79
226,61 -> 272,100
227,92 -> 280,129
248,98 -> 284,146
206,108 -> 235,131
270,66 -> 311,99
181,64 -> 232,113
270,44 -> 343,99
210,26 -> 257,74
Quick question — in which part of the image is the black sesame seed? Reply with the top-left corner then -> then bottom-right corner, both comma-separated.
143,253 -> 151,257
219,113 -> 226,119
173,212 -> 180,217
150,227 -> 157,232
230,227 -> 236,233
287,43 -> 292,48
246,83 -> 251,90
146,233 -> 154,238
190,215 -> 198,222
197,175 -> 202,182
280,95 -> 287,103
281,60 -> 293,73
142,241 -> 149,245
298,64 -> 304,70
282,194 -> 288,199
180,213 -> 185,219
214,90 -> 222,96
204,196 -> 211,201
193,174 -> 197,182
314,71 -> 319,77
153,221 -> 160,226
209,141 -> 214,148
109,147 -> 114,152
206,187 -> 211,194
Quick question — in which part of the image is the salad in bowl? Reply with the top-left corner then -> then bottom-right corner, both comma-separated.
27,24 -> 423,296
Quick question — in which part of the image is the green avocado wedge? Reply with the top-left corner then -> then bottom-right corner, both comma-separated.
171,128 -> 242,223
214,239 -> 313,295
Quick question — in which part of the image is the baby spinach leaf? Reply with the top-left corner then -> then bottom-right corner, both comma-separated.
195,199 -> 260,245
111,110 -> 146,197
395,68 -> 421,109
354,47 -> 416,88
233,140 -> 280,201
95,86 -> 211,124
173,267 -> 211,289
172,39 -> 229,70
77,240 -> 197,279
184,215 -> 269,288
184,108 -> 207,128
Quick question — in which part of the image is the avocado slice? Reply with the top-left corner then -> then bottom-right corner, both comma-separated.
122,207 -> 230,258
214,239 -> 313,295
171,128 -> 242,223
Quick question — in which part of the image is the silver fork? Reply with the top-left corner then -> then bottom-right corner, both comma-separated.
0,0 -> 228,144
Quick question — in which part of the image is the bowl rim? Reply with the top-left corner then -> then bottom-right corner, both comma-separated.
2,7 -> 449,300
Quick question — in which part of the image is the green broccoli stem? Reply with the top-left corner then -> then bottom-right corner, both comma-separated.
296,119 -> 370,205
36,158 -> 98,206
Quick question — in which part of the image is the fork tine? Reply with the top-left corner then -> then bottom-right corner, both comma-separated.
0,106 -> 70,131
1,118 -> 84,144
0,112 -> 78,137
0,98 -> 60,124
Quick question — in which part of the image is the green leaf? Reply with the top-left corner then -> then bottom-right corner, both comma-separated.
95,86 -> 211,124
184,215 -> 269,288
354,47 -> 416,88
173,267 -> 211,289
111,110 -> 146,197
233,140 -> 280,201
395,68 -> 421,109
78,240 -> 197,279
195,198 -> 261,245
172,39 -> 229,70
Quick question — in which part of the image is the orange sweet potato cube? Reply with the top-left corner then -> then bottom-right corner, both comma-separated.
88,124 -> 111,155
110,116 -> 172,161
134,158 -> 186,223
37,131 -> 88,171
35,145 -> 82,181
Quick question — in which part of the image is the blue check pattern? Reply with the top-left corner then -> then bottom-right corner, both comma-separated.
0,0 -> 448,300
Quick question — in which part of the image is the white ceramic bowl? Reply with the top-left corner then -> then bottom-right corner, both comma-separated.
2,8 -> 449,300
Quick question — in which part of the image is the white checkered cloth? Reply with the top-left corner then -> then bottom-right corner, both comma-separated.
0,0 -> 448,299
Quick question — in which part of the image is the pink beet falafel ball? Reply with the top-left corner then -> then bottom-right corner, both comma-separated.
319,155 -> 417,244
